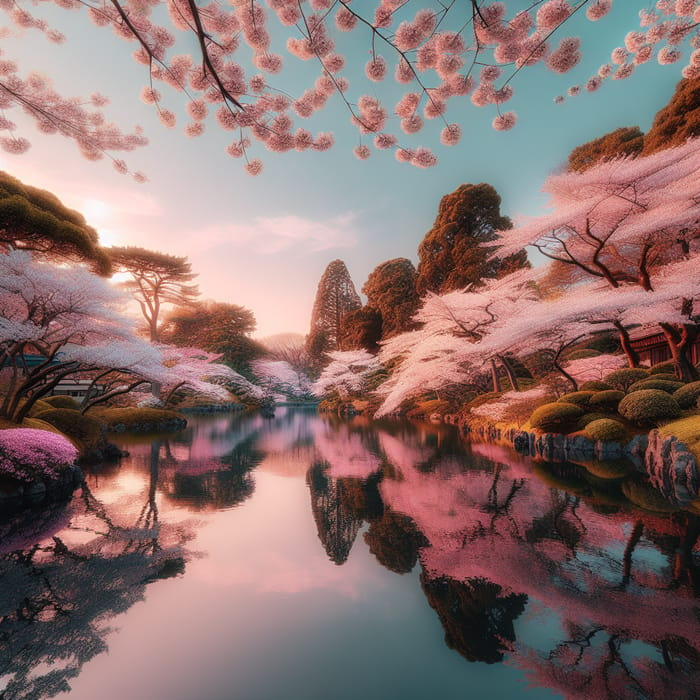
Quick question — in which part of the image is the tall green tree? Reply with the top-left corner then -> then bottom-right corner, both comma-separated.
307,259 -> 361,363
362,257 -> 420,340
0,171 -> 111,274
415,183 -> 527,296
108,246 -> 199,342
162,300 -> 264,375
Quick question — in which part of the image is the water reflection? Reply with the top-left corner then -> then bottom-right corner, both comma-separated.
0,409 -> 698,699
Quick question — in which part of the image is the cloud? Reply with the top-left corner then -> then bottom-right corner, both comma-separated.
192,213 -> 358,255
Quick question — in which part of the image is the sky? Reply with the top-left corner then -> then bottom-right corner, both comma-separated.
0,2 -> 691,337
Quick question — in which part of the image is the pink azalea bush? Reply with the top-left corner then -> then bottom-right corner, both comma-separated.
0,429 -> 77,483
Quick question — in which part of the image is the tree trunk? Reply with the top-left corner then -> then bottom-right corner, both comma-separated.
613,320 -> 640,368
490,359 -> 501,392
498,355 -> 520,392
659,322 -> 699,382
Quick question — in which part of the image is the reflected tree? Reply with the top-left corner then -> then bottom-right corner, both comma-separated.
364,509 -> 428,575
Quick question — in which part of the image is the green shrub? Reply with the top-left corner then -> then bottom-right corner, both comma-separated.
557,391 -> 596,407
584,418 -> 630,442
648,361 -> 676,375
577,412 -> 613,429
588,390 -> 625,411
622,480 -> 679,513
35,408 -> 107,450
617,389 -> 681,427
26,399 -> 53,417
465,392 -> 503,410
640,373 -> 677,383
627,378 -> 684,394
529,402 -> 584,432
580,380 -> 613,391
43,395 -> 81,410
604,367 -> 649,391
673,381 -> 700,409
91,407 -> 186,432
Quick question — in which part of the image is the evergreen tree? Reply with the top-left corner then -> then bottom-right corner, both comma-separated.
415,183 -> 527,296
307,259 -> 361,362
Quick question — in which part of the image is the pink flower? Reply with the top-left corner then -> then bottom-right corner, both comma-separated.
354,144 -> 371,160
245,158 -> 264,175
411,146 -> 437,168
586,0 -> 612,21
365,56 -> 387,81
536,0 -> 573,31
440,123 -> 461,146
492,111 -> 517,131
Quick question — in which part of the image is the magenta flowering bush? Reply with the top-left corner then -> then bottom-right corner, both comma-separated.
0,429 -> 77,483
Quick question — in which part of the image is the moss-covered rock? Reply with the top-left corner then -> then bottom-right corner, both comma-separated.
627,378 -> 684,394
529,402 -> 585,432
588,390 -> 625,411
658,415 -> 700,461
584,418 -> 630,443
557,391 -> 596,407
32,409 -> 109,457
604,367 -> 649,391
673,381 -> 700,409
622,479 -> 680,513
618,389 -> 681,427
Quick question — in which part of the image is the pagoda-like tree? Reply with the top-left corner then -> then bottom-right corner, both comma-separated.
307,260 -> 361,361
108,246 -> 199,342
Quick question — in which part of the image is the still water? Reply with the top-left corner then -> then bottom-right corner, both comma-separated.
1,408 -> 699,699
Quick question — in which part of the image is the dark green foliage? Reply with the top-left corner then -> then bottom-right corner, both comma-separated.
580,381 -> 613,391
0,171 -> 110,274
617,390 -> 681,427
529,402 -> 585,431
340,307 -> 382,352
604,368 -> 650,391
415,183 -> 527,295
584,418 -> 630,442
588,390 -> 625,411
557,391 -> 596,407
568,126 -> 645,172
673,381 -> 700,409
92,407 -> 186,432
43,395 -> 81,410
627,378 -> 684,394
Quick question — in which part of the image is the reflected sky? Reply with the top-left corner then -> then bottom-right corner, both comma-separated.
0,409 -> 698,700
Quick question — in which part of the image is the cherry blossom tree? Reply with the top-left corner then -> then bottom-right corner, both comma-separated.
0,248 -> 166,421
312,349 -> 383,400
0,1 -> 698,174
251,358 -> 314,400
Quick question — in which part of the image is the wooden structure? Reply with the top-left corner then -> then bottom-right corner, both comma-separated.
629,326 -> 700,367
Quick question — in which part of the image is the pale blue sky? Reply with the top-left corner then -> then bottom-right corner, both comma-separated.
0,2 -> 689,336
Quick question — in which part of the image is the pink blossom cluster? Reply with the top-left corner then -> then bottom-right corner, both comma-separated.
0,0 -> 697,173
0,429 -> 77,483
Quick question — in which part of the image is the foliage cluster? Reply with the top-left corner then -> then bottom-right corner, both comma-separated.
0,428 -> 77,483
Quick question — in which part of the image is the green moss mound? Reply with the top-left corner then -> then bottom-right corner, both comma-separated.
529,402 -> 584,432
91,407 -> 186,433
465,392 -> 503,410
618,390 -> 681,427
26,399 -> 53,417
557,391 -> 596,407
627,378 -> 684,394
580,380 -> 613,391
583,418 -> 630,443
576,458 -> 632,480
577,412 -> 614,428
604,368 -> 649,391
43,395 -> 81,410
35,408 -> 107,450
673,381 -> 700,409
588,390 -> 625,411
648,361 -> 676,375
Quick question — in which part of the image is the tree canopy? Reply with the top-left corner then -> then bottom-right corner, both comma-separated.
163,300 -> 264,375
0,171 -> 110,274
416,182 -> 526,295
363,257 -> 421,340
567,126 -> 645,172
108,246 -> 199,342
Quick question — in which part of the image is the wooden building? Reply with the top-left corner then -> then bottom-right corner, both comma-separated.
629,326 -> 700,367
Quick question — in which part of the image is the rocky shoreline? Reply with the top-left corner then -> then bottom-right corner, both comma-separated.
0,464 -> 83,518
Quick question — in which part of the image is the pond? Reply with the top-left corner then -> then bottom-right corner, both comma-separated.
1,408 -> 699,699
